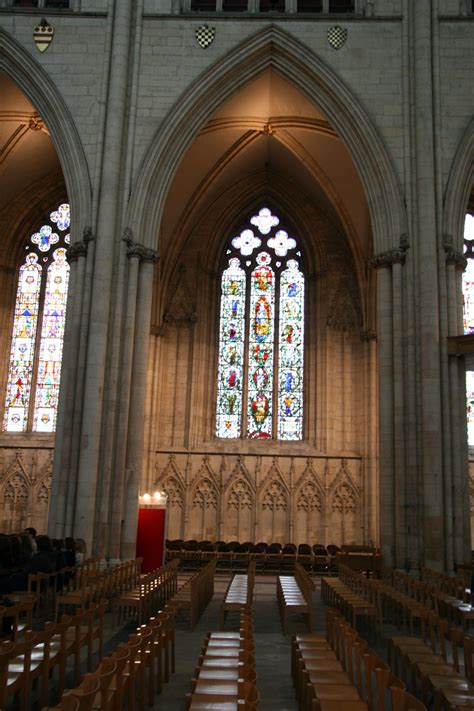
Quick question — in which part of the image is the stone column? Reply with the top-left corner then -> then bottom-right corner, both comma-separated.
373,252 -> 395,566
413,0 -> 444,569
446,246 -> 470,564
73,2 -> 134,552
392,248 -> 407,568
107,237 -> 141,563
49,236 -> 88,539
121,248 -> 159,560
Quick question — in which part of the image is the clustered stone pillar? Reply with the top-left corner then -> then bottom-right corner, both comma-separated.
49,233 -> 90,539
373,245 -> 407,568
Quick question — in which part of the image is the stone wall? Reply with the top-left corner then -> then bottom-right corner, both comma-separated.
0,438 -> 52,534
154,451 -> 364,545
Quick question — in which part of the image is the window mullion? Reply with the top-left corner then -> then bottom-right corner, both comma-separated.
274,269 -> 280,440
242,267 -> 252,439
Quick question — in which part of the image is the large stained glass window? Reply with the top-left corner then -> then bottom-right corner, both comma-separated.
3,204 -> 70,433
216,207 -> 305,441
462,213 -> 474,445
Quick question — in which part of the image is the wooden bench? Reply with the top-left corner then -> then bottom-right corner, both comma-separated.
220,559 -> 255,630
277,561 -> 314,634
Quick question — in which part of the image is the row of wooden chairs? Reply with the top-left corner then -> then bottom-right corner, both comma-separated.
112,559 -> 179,626
168,559 -> 216,629
185,608 -> 259,709
167,540 -> 342,573
293,607 -> 426,711
56,558 -> 143,620
277,562 -> 315,634
388,607 -> 474,710
48,602 -> 177,709
369,566 -> 474,634
221,559 -> 256,630
421,567 -> 471,601
321,572 -> 380,635
0,601 -> 105,710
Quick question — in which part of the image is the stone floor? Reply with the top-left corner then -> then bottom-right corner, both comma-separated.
149,572 -> 326,711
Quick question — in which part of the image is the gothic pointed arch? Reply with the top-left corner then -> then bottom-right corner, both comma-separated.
443,117 -> 474,250
0,28 -> 91,238
223,457 -> 255,541
154,454 -> 186,539
128,24 -> 407,256
328,460 -> 361,545
189,456 -> 220,540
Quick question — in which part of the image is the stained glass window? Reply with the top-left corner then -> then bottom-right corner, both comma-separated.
3,204 -> 70,433
463,213 -> 474,445
247,252 -> 275,439
216,258 -> 246,438
216,207 -> 305,440
278,259 -> 304,440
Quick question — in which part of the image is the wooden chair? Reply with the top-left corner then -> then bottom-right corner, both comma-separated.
87,657 -> 117,711
0,598 -> 35,641
25,622 -> 68,708
108,643 -> 131,711
48,695 -> 81,710
0,638 -> 35,711
59,673 -> 100,711
185,679 -> 260,710
390,686 -> 427,710
311,701 -> 368,711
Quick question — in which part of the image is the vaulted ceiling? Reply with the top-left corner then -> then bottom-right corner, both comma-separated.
0,73 -> 64,267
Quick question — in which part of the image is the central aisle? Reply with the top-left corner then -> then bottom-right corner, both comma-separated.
151,572 -> 325,710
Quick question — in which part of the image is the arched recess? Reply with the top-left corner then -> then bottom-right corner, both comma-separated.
443,118 -> 474,249
0,28 -> 92,240
128,25 -> 406,256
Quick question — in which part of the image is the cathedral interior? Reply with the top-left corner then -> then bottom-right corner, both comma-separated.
0,0 -> 473,574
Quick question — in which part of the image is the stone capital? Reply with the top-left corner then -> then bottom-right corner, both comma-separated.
66,241 -> 88,263
126,243 -> 159,263
372,239 -> 408,269
444,244 -> 467,270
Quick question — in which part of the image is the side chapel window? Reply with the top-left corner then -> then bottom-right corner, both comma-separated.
216,207 -> 305,441
3,203 -> 70,433
462,213 -> 474,444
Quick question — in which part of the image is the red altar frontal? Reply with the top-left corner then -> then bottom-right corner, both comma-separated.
136,503 -> 166,573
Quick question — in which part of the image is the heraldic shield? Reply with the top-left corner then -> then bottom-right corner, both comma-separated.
34,18 -> 54,53
195,24 -> 216,49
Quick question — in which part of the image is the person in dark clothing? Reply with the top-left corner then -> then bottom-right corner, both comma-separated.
64,537 -> 77,567
1,535 -> 57,594
24,527 -> 37,554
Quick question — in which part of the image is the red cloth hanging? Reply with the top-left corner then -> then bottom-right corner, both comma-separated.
136,508 -> 166,573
